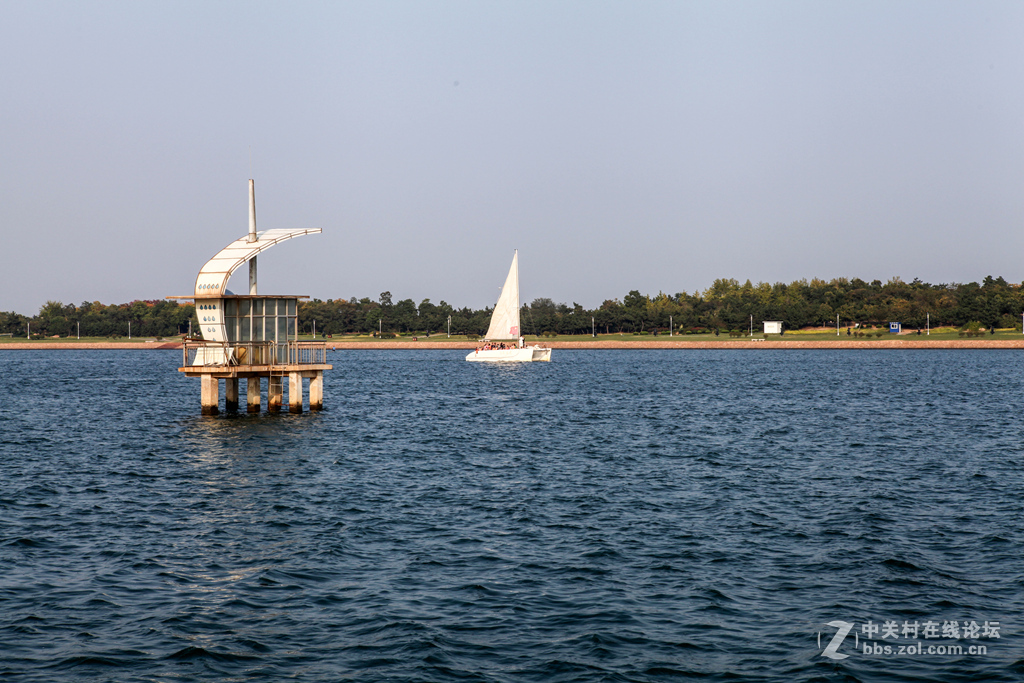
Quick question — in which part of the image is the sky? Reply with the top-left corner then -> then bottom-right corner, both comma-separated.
2,1 -> 1024,316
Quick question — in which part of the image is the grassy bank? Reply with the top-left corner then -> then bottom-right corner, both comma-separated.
0,336 -> 174,344
295,328 -> 1024,343
5,329 -> 1024,350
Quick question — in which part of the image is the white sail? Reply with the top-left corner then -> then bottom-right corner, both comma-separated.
483,250 -> 520,340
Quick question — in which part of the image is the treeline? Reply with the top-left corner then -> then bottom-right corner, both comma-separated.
303,277 -> 1024,336
4,276 -> 1024,338
0,300 -> 196,338
619,275 -> 1024,335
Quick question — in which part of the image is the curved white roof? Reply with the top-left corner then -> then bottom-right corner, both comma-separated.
193,228 -> 321,297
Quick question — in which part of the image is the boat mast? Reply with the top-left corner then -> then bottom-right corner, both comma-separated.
514,249 -> 519,311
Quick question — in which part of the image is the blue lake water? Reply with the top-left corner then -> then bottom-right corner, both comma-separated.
1,349 -> 1023,682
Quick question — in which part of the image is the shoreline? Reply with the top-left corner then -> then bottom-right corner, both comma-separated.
335,339 -> 1024,349
5,339 -> 1024,350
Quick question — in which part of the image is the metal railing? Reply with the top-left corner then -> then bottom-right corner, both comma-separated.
288,341 -> 327,365
183,340 -> 327,367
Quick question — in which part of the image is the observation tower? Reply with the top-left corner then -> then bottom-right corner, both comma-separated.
168,180 -> 331,415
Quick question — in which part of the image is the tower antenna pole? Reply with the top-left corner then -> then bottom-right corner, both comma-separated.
248,179 -> 258,294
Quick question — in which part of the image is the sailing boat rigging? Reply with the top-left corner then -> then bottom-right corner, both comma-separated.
466,250 -> 552,362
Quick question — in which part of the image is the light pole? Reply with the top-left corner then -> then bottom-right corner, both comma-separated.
378,318 -> 382,336
836,314 -> 839,336
669,315 -> 673,337
128,321 -> 131,339
77,321 -> 80,340
313,319 -> 316,339
749,314 -> 752,337
592,316 -> 595,338
27,322 -> 30,339
447,315 -> 451,338
927,313 -> 930,336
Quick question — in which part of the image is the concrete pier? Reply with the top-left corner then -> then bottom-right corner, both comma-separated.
289,372 -> 303,413
225,378 -> 239,412
310,372 -> 323,411
201,375 -> 219,416
183,366 -> 328,415
247,377 -> 261,413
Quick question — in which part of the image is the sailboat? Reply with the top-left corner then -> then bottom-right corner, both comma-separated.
466,250 -> 552,362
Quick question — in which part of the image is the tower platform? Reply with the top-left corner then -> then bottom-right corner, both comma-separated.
178,340 -> 331,415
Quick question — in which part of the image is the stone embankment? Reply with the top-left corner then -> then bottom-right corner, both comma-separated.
328,339 -> 1024,350
1,342 -> 183,350
4,339 -> 1024,350
543,339 -> 1024,349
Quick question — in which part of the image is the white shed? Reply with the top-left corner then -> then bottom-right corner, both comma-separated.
763,321 -> 783,335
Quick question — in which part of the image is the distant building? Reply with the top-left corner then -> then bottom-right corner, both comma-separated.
889,322 -> 902,334
763,321 -> 783,335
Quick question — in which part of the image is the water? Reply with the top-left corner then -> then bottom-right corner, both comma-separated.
2,349 -> 1023,682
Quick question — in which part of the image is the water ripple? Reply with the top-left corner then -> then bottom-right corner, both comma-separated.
0,349 -> 1021,681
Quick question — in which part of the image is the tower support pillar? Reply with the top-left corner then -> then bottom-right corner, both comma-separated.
201,376 -> 219,415
309,371 -> 323,410
225,378 -> 239,412
247,376 -> 261,413
289,372 -> 303,413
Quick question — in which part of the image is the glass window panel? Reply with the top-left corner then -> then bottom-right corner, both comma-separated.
226,317 -> 237,342
265,299 -> 276,316
240,317 -> 250,342
265,317 -> 275,343
287,299 -> 296,316
225,299 -> 237,315
278,316 -> 287,341
253,317 -> 263,341
239,299 -> 250,316
287,317 -> 295,336
253,299 -> 263,315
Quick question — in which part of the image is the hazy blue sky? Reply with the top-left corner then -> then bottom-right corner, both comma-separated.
3,1 -> 1023,315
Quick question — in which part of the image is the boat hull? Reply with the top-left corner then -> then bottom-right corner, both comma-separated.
465,346 -> 551,362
